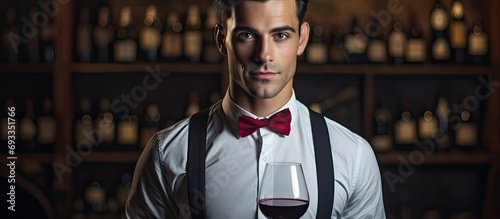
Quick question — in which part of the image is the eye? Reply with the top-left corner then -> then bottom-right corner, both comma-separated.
236,32 -> 255,41
274,33 -> 290,41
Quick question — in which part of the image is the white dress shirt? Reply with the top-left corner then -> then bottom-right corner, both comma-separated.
126,90 -> 386,219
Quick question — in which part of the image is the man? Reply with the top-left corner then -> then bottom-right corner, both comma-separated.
126,0 -> 386,218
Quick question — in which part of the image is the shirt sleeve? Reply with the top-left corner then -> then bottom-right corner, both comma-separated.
125,134 -> 178,218
341,137 -> 386,218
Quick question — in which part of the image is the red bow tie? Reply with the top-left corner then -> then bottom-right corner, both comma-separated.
238,108 -> 292,137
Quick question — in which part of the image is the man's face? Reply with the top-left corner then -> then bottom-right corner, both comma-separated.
219,0 -> 309,99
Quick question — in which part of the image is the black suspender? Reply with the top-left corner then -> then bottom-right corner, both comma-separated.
309,109 -> 334,219
187,108 -> 334,218
187,109 -> 209,219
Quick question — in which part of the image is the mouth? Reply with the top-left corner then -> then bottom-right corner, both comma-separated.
250,71 -> 279,80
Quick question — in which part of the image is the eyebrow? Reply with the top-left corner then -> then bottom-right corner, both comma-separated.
233,25 -> 296,34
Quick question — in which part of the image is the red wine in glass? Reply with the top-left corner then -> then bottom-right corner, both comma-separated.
258,198 -> 309,219
258,162 -> 309,219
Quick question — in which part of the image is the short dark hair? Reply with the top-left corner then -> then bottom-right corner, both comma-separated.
213,0 -> 309,27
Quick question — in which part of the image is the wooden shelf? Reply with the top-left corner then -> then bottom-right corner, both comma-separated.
0,153 -> 54,163
297,64 -> 494,75
80,151 -> 141,163
376,151 -> 492,165
0,64 -> 53,73
71,62 -> 223,74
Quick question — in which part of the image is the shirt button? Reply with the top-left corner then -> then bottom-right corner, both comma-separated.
263,156 -> 268,162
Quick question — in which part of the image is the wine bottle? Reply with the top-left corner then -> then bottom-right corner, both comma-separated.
430,0 -> 451,63
105,197 -> 120,219
371,103 -> 393,153
139,5 -> 162,62
328,24 -> 347,64
93,7 -> 114,62
20,99 -> 37,153
76,6 -> 93,62
455,101 -> 478,150
406,10 -> 427,64
388,20 -> 406,65
307,24 -> 328,64
117,114 -> 139,150
37,97 -> 56,152
140,104 -> 160,149
95,98 -> 116,150
418,101 -> 438,144
185,92 -> 201,117
184,5 -> 203,63
116,173 -> 132,216
70,199 -> 86,219
203,7 -> 222,63
366,19 -> 387,64
85,181 -> 106,219
114,6 -> 137,63
449,0 -> 467,64
2,7 -> 20,63
39,5 -> 56,63
423,210 -> 442,219
161,13 -> 183,61
394,98 -> 417,151
26,7 -> 40,63
468,15 -> 489,65
345,17 -> 367,64
435,96 -> 452,151
74,97 -> 95,147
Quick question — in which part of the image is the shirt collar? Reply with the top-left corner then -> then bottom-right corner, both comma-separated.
222,89 -> 298,139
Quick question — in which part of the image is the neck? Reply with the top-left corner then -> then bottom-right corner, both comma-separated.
229,82 -> 293,117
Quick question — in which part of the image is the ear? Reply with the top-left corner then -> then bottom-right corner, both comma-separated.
297,22 -> 310,56
214,24 -> 228,56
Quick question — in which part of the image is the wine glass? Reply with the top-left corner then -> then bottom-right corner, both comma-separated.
258,162 -> 309,219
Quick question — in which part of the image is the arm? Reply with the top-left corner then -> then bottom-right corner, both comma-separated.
126,134 -> 178,218
342,138 -> 386,218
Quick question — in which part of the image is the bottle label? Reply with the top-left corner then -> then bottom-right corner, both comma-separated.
432,38 -> 450,60
96,119 -> 115,142
162,33 -> 183,57
450,21 -> 467,48
418,117 -> 438,139
394,120 -> 417,144
345,35 -> 367,54
406,39 -> 426,62
20,118 -> 37,140
455,123 -> 477,147
184,31 -> 202,57
431,8 -> 449,31
306,44 -> 327,64
37,117 -> 57,144
114,39 -> 137,62
367,40 -> 387,62
140,27 -> 161,50
329,44 -> 347,62
75,121 -> 94,144
371,135 -> 392,152
468,33 -> 488,55
117,121 -> 138,145
388,32 -> 406,57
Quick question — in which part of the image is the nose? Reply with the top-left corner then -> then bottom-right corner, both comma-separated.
254,37 -> 274,64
